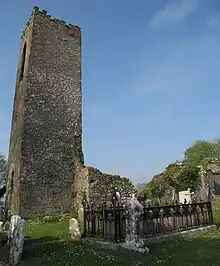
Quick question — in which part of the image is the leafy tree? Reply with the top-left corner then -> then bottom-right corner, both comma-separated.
176,164 -> 200,191
144,172 -> 172,203
163,162 -> 183,191
144,182 -> 153,200
163,162 -> 200,192
144,161 -> 200,202
143,138 -> 220,203
183,140 -> 220,166
0,154 -> 7,186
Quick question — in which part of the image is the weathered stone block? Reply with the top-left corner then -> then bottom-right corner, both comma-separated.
8,215 -> 26,265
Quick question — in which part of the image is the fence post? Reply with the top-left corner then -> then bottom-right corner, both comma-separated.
102,202 -> 106,240
82,192 -> 87,238
91,201 -> 95,238
208,201 -> 213,224
111,189 -> 118,242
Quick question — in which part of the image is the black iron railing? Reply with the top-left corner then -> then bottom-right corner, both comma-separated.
82,201 -> 213,243
138,202 -> 213,238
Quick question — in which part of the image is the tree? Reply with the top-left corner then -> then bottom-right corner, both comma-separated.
163,162 -> 200,192
143,160 -> 201,203
0,154 -> 7,186
176,164 -> 200,191
183,140 -> 220,167
143,138 -> 220,203
163,162 -> 183,191
144,172 -> 173,204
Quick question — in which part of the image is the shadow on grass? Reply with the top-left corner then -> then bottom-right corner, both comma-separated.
2,233 -> 220,265
22,237 -> 63,262
25,236 -> 60,244
0,236 -> 62,264
23,234 -> 220,265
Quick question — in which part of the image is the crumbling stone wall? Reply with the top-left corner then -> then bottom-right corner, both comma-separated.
6,7 -> 83,218
72,165 -> 135,210
87,167 -> 135,206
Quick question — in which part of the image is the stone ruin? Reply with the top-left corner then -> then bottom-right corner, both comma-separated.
0,7 -> 136,264
4,7 -> 135,219
73,166 -> 135,210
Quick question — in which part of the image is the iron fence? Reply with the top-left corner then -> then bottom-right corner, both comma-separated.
82,201 -> 213,243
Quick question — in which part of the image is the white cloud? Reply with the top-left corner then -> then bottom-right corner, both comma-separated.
208,14 -> 220,28
150,0 -> 201,27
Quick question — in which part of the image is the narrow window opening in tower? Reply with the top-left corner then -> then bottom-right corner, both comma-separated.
11,170 -> 14,189
19,42 -> 27,82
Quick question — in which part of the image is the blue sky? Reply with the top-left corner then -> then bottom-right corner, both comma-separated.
1,0 -> 220,183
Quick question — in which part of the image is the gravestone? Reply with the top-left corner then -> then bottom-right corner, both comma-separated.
8,215 -> 26,266
69,218 -> 81,242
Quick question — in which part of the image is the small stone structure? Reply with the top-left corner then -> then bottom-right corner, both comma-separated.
5,7 -> 135,219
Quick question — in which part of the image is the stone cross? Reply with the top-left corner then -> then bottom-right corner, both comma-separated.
8,215 -> 26,266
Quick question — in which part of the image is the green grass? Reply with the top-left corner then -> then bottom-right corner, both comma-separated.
1,217 -> 220,265
212,198 -> 220,224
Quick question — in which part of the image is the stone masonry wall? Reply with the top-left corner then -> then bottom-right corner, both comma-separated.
87,167 -> 135,207
5,18 -> 34,217
6,8 -> 83,218
72,165 -> 135,211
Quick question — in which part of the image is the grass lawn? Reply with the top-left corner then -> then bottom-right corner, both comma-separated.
212,198 -> 220,224
1,217 -> 220,266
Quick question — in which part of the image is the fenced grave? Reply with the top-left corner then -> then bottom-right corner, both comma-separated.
82,201 -> 214,243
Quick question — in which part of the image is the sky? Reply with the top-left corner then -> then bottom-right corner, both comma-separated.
1,0 -> 220,184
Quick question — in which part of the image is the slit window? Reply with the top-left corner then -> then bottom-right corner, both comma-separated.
10,170 -> 14,193
19,42 -> 27,82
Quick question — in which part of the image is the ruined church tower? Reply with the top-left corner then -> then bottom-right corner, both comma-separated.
5,7 -> 83,218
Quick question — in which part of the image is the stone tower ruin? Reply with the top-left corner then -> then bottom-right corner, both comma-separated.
5,7 -> 83,218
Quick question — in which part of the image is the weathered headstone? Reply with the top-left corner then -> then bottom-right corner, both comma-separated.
69,218 -> 81,242
8,215 -> 26,266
